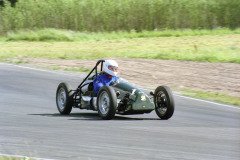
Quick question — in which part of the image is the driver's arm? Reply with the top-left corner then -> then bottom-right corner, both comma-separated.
93,76 -> 103,96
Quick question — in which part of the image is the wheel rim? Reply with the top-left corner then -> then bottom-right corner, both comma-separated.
98,91 -> 110,115
155,91 -> 168,115
57,87 -> 66,111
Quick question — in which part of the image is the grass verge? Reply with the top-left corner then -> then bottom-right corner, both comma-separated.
0,156 -> 32,160
39,66 -> 61,71
178,88 -> 240,106
64,67 -> 91,72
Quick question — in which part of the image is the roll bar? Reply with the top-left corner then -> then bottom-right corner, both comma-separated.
76,60 -> 105,91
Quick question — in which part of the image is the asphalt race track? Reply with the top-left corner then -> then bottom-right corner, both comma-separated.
0,63 -> 239,160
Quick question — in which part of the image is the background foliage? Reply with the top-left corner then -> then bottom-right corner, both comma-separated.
0,0 -> 239,34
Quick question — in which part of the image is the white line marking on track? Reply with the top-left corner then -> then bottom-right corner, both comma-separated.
174,94 -> 240,110
0,153 -> 58,160
1,62 -> 239,110
139,88 -> 240,110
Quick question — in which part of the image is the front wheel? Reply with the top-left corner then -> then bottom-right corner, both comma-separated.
97,86 -> 117,120
154,86 -> 175,120
56,82 -> 74,115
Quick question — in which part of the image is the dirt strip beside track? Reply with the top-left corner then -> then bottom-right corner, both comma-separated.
5,57 -> 240,97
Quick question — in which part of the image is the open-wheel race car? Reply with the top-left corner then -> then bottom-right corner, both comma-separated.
56,60 -> 175,120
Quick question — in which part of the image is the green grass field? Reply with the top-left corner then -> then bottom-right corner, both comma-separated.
0,29 -> 239,63
3,28 -> 240,42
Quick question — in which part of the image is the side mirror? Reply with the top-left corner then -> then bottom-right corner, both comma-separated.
150,91 -> 154,96
116,91 -> 121,97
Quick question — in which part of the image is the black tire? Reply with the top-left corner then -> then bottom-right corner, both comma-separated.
97,86 -> 117,120
154,86 -> 175,120
56,82 -> 74,115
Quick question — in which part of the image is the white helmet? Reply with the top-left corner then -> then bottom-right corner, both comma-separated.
103,60 -> 118,76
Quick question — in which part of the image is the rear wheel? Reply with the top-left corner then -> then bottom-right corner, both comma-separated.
154,86 -> 175,119
97,86 -> 117,120
56,82 -> 74,115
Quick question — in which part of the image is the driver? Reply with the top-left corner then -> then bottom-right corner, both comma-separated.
93,60 -> 120,95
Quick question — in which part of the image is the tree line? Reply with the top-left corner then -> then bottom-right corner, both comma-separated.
0,0 -> 18,6
0,0 -> 239,33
